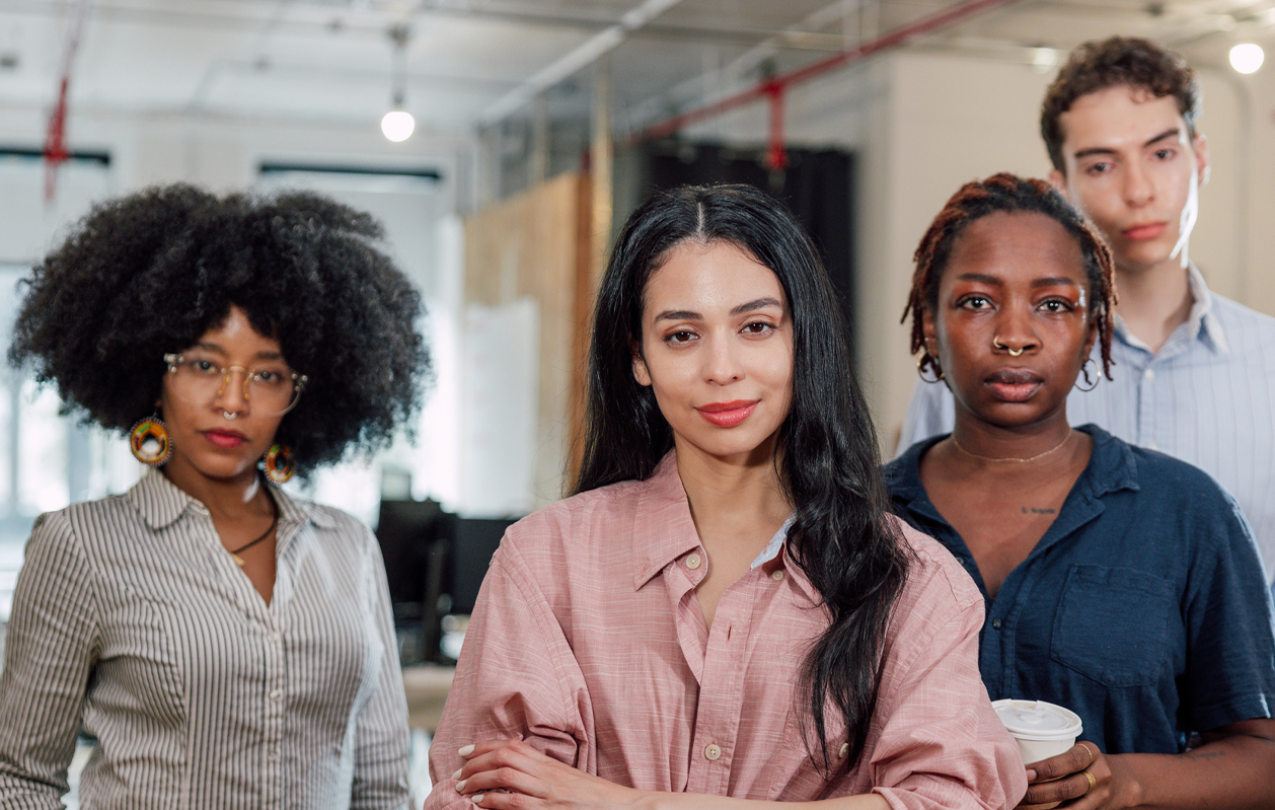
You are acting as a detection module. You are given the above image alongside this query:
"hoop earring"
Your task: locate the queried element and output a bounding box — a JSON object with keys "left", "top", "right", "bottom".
{"left": 263, "top": 444, "right": 295, "bottom": 484}
{"left": 1075, "top": 359, "right": 1099, "bottom": 392}
{"left": 917, "top": 354, "right": 944, "bottom": 383}
{"left": 130, "top": 416, "right": 172, "bottom": 466}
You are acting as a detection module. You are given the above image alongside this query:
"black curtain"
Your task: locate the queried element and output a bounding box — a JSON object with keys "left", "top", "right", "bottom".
{"left": 635, "top": 142, "right": 857, "bottom": 354}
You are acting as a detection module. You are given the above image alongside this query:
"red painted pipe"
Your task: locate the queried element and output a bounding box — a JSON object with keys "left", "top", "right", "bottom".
{"left": 632, "top": 0, "right": 1022, "bottom": 146}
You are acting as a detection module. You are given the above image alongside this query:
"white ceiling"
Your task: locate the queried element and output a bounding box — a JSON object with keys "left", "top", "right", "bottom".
{"left": 1, "top": 0, "right": 1272, "bottom": 141}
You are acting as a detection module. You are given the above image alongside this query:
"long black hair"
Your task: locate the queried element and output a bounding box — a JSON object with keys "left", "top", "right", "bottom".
{"left": 576, "top": 184, "right": 910, "bottom": 771}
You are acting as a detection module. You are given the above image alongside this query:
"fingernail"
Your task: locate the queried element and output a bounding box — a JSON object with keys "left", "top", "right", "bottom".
{"left": 1026, "top": 769, "right": 1037, "bottom": 781}
{"left": 472, "top": 794, "right": 484, "bottom": 805}
{"left": 452, "top": 769, "right": 462, "bottom": 780}
{"left": 455, "top": 780, "right": 467, "bottom": 792}
{"left": 458, "top": 744, "right": 475, "bottom": 757}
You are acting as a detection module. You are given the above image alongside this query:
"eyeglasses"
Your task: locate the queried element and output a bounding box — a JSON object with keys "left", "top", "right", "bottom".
{"left": 164, "top": 352, "right": 308, "bottom": 415}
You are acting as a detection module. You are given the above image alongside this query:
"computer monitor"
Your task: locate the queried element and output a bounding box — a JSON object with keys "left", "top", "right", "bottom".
{"left": 448, "top": 517, "right": 516, "bottom": 615}
{"left": 373, "top": 498, "right": 444, "bottom": 608}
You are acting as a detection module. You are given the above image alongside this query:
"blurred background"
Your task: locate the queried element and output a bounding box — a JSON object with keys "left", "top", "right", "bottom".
{"left": 0, "top": 0, "right": 1273, "bottom": 799}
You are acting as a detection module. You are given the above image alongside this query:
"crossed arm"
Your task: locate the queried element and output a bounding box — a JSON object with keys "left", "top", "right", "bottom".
{"left": 450, "top": 740, "right": 891, "bottom": 810}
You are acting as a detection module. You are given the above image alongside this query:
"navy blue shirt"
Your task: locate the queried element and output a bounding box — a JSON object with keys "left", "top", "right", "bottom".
{"left": 884, "top": 425, "right": 1275, "bottom": 755}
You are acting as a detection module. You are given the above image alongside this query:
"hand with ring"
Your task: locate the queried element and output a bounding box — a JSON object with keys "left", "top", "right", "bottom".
{"left": 453, "top": 739, "right": 641, "bottom": 810}
{"left": 1018, "top": 742, "right": 1141, "bottom": 809}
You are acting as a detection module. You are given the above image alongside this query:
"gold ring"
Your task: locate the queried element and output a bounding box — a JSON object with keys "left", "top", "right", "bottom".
{"left": 1082, "top": 770, "right": 1097, "bottom": 794}
{"left": 1079, "top": 742, "right": 1095, "bottom": 769}
{"left": 992, "top": 336, "right": 1025, "bottom": 357}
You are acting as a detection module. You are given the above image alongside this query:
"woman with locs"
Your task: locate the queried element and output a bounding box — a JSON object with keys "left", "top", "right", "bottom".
{"left": 0, "top": 185, "right": 429, "bottom": 809}
{"left": 423, "top": 184, "right": 1026, "bottom": 810}
{"left": 885, "top": 173, "right": 1275, "bottom": 810}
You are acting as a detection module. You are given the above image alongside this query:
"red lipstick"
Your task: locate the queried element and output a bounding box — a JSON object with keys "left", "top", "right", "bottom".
{"left": 1122, "top": 222, "right": 1166, "bottom": 241}
{"left": 202, "top": 429, "right": 248, "bottom": 448}
{"left": 697, "top": 400, "right": 758, "bottom": 428}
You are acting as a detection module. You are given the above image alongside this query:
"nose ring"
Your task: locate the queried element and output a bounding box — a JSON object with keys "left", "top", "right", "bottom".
{"left": 993, "top": 337, "right": 1024, "bottom": 357}
{"left": 223, "top": 411, "right": 238, "bottom": 420}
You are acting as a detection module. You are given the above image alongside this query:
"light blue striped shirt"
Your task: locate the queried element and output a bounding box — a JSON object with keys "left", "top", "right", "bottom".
{"left": 898, "top": 265, "right": 1275, "bottom": 589}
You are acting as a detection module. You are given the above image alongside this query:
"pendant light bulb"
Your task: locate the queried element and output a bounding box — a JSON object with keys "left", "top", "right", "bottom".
{"left": 1229, "top": 43, "right": 1264, "bottom": 74}
{"left": 382, "top": 24, "right": 414, "bottom": 142}
{"left": 382, "top": 109, "right": 415, "bottom": 142}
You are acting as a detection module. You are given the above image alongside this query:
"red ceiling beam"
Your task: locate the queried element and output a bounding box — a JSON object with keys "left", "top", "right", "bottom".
{"left": 631, "top": 0, "right": 1023, "bottom": 155}
{"left": 45, "top": 0, "right": 92, "bottom": 203}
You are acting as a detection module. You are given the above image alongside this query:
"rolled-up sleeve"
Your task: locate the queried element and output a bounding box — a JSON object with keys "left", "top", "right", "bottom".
{"left": 870, "top": 537, "right": 1027, "bottom": 810}
{"left": 0, "top": 512, "right": 100, "bottom": 810}
{"left": 423, "top": 542, "right": 591, "bottom": 810}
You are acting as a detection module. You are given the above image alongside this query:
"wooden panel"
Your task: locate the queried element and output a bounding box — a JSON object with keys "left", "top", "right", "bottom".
{"left": 463, "top": 173, "right": 590, "bottom": 508}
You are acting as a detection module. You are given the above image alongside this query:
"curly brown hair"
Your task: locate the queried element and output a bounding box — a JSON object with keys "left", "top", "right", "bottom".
{"left": 8, "top": 184, "right": 431, "bottom": 475}
{"left": 902, "top": 173, "right": 1116, "bottom": 380}
{"left": 1041, "top": 36, "right": 1200, "bottom": 172}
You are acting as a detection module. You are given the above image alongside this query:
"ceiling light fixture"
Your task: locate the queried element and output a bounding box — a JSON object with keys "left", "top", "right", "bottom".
{"left": 381, "top": 24, "right": 414, "bottom": 142}
{"left": 1229, "top": 43, "right": 1264, "bottom": 74}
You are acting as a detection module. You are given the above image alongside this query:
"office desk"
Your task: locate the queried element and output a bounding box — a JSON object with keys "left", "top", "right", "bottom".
{"left": 402, "top": 664, "right": 456, "bottom": 732}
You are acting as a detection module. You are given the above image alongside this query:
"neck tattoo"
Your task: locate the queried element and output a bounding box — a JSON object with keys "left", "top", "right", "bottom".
{"left": 951, "top": 430, "right": 1075, "bottom": 464}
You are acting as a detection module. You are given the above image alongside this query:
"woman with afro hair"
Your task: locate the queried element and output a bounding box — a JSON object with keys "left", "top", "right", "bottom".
{"left": 0, "top": 184, "right": 430, "bottom": 809}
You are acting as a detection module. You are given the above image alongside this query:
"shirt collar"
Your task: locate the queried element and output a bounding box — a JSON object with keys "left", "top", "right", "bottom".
{"left": 885, "top": 424, "right": 1140, "bottom": 514}
{"left": 127, "top": 469, "right": 334, "bottom": 531}
{"left": 629, "top": 451, "right": 821, "bottom": 604}
{"left": 631, "top": 452, "right": 703, "bottom": 590}
{"left": 1113, "top": 263, "right": 1229, "bottom": 356}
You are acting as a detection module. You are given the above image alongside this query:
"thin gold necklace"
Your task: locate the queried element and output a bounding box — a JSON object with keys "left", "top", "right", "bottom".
{"left": 951, "top": 430, "right": 1074, "bottom": 464}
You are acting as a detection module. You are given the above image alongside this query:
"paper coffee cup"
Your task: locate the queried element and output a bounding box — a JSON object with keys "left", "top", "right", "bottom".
{"left": 992, "top": 698, "right": 1083, "bottom": 765}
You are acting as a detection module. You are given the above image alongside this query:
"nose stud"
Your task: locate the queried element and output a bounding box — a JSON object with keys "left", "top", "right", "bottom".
{"left": 993, "top": 337, "right": 1024, "bottom": 357}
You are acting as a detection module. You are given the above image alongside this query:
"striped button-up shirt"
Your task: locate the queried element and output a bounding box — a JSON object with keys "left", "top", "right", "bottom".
{"left": 898, "top": 265, "right": 1275, "bottom": 589}
{"left": 0, "top": 471, "right": 410, "bottom": 810}
{"left": 424, "top": 452, "right": 1026, "bottom": 810}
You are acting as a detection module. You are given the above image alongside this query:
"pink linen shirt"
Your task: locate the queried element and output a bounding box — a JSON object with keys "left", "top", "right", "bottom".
{"left": 425, "top": 454, "right": 1026, "bottom": 810}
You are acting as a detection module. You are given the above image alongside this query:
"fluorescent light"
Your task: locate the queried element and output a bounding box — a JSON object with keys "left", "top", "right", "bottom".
{"left": 381, "top": 110, "right": 415, "bottom": 142}
{"left": 1229, "top": 43, "right": 1264, "bottom": 74}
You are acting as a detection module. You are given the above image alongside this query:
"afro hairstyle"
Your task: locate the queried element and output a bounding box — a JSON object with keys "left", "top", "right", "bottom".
{"left": 7, "top": 183, "right": 431, "bottom": 474}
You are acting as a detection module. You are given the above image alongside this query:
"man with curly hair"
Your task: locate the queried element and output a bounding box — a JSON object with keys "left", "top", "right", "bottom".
{"left": 898, "top": 36, "right": 1275, "bottom": 596}
{"left": 1, "top": 185, "right": 429, "bottom": 809}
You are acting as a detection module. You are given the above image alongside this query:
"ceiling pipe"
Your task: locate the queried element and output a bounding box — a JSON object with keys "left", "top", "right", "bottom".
{"left": 44, "top": 0, "right": 92, "bottom": 203}
{"left": 631, "top": 0, "right": 1023, "bottom": 148}
{"left": 479, "top": 0, "right": 686, "bottom": 126}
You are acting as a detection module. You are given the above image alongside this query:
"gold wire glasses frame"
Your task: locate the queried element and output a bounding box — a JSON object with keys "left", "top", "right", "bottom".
{"left": 163, "top": 352, "right": 309, "bottom": 415}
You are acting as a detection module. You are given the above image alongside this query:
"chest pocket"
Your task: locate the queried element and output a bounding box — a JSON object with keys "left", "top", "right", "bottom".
{"left": 1050, "top": 565, "right": 1175, "bottom": 688}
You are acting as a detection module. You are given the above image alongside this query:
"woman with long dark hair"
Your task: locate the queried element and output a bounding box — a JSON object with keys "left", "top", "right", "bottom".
{"left": 886, "top": 173, "right": 1275, "bottom": 809}
{"left": 424, "top": 184, "right": 1024, "bottom": 810}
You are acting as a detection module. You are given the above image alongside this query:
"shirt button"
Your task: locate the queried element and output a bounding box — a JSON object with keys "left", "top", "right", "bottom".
{"left": 1144, "top": 368, "right": 1156, "bottom": 382}
{"left": 686, "top": 554, "right": 702, "bottom": 570}
{"left": 991, "top": 618, "right": 1003, "bottom": 630}
{"left": 267, "top": 749, "right": 280, "bottom": 761}
{"left": 704, "top": 743, "right": 722, "bottom": 761}
{"left": 771, "top": 570, "right": 784, "bottom": 581}
{"left": 269, "top": 689, "right": 283, "bottom": 702}
{"left": 838, "top": 742, "right": 850, "bottom": 759}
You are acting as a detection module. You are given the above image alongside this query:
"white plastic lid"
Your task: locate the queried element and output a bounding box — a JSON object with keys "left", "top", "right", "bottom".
{"left": 991, "top": 699, "right": 1083, "bottom": 741}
